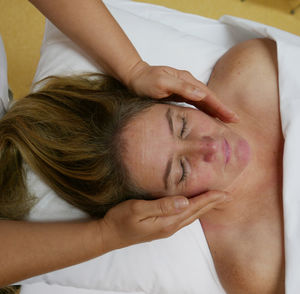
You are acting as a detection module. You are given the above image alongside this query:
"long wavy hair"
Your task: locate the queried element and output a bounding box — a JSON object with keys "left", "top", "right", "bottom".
{"left": 0, "top": 74, "right": 159, "bottom": 220}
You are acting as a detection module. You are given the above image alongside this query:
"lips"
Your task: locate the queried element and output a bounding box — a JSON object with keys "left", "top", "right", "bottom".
{"left": 224, "top": 138, "right": 231, "bottom": 165}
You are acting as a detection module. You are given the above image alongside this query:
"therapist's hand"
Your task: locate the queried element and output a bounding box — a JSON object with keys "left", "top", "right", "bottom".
{"left": 126, "top": 61, "right": 239, "bottom": 123}
{"left": 98, "top": 191, "right": 230, "bottom": 252}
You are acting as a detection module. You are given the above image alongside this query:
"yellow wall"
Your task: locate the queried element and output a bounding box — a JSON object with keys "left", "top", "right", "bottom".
{"left": 134, "top": 0, "right": 300, "bottom": 36}
{"left": 0, "top": 0, "right": 300, "bottom": 98}
{"left": 0, "top": 0, "right": 44, "bottom": 98}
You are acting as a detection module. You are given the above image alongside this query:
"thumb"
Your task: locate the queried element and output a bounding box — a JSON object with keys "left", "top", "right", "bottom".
{"left": 141, "top": 196, "right": 190, "bottom": 218}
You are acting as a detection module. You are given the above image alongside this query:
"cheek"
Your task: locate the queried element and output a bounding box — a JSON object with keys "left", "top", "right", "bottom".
{"left": 185, "top": 169, "right": 214, "bottom": 196}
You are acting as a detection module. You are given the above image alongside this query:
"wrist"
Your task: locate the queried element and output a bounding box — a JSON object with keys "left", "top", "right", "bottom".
{"left": 90, "top": 219, "right": 121, "bottom": 256}
{"left": 83, "top": 220, "right": 112, "bottom": 257}
{"left": 123, "top": 59, "right": 149, "bottom": 90}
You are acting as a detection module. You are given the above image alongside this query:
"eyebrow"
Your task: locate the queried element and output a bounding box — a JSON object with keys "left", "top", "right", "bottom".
{"left": 163, "top": 108, "right": 174, "bottom": 190}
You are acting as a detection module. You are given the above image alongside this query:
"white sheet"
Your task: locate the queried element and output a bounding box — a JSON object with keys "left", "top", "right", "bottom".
{"left": 16, "top": 0, "right": 300, "bottom": 293}
{"left": 20, "top": 283, "right": 140, "bottom": 294}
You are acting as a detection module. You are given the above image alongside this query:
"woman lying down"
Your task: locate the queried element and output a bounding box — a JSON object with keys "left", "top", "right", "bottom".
{"left": 0, "top": 38, "right": 284, "bottom": 294}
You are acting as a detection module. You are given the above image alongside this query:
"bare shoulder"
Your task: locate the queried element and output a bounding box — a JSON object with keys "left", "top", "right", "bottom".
{"left": 207, "top": 38, "right": 279, "bottom": 120}
{"left": 208, "top": 38, "right": 277, "bottom": 89}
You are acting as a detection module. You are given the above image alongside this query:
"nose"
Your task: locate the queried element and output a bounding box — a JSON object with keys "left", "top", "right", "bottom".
{"left": 185, "top": 136, "right": 218, "bottom": 162}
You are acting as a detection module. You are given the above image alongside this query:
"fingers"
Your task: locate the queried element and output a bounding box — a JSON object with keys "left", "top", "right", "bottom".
{"left": 129, "top": 64, "right": 238, "bottom": 123}
{"left": 158, "top": 73, "right": 207, "bottom": 100}
{"left": 168, "top": 70, "right": 239, "bottom": 123}
{"left": 176, "top": 191, "right": 228, "bottom": 224}
{"left": 104, "top": 192, "right": 230, "bottom": 246}
{"left": 175, "top": 70, "right": 209, "bottom": 100}
{"left": 152, "top": 191, "right": 230, "bottom": 235}
{"left": 190, "top": 93, "right": 239, "bottom": 123}
{"left": 131, "top": 196, "right": 190, "bottom": 219}
{"left": 177, "top": 194, "right": 228, "bottom": 229}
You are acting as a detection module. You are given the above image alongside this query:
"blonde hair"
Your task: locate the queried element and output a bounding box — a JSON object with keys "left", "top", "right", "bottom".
{"left": 0, "top": 74, "right": 157, "bottom": 220}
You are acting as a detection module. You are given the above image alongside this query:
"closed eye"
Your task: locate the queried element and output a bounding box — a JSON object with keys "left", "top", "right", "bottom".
{"left": 179, "top": 159, "right": 187, "bottom": 183}
{"left": 180, "top": 117, "right": 187, "bottom": 138}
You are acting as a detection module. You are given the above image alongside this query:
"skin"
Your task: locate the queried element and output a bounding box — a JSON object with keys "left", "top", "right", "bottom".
{"left": 122, "top": 104, "right": 250, "bottom": 198}
{"left": 122, "top": 38, "right": 285, "bottom": 294}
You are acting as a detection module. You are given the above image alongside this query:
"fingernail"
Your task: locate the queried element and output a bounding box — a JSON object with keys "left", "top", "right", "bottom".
{"left": 231, "top": 112, "right": 240, "bottom": 122}
{"left": 192, "top": 89, "right": 206, "bottom": 99}
{"left": 175, "top": 199, "right": 189, "bottom": 209}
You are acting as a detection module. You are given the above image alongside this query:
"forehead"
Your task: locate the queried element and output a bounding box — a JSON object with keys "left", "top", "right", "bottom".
{"left": 121, "top": 103, "right": 175, "bottom": 194}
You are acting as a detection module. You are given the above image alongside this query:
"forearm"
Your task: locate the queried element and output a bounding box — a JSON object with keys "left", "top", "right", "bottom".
{"left": 0, "top": 219, "right": 107, "bottom": 287}
{"left": 29, "top": 0, "right": 142, "bottom": 85}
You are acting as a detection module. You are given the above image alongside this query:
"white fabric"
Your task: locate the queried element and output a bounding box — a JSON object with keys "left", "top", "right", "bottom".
{"left": 20, "top": 283, "right": 143, "bottom": 294}
{"left": 17, "top": 0, "right": 300, "bottom": 293}
{"left": 0, "top": 35, "right": 9, "bottom": 118}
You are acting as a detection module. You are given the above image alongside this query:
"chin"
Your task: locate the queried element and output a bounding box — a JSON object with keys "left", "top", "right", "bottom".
{"left": 219, "top": 139, "right": 252, "bottom": 192}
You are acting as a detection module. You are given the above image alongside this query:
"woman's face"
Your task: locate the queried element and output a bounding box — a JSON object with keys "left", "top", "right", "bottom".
{"left": 121, "top": 104, "right": 251, "bottom": 197}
